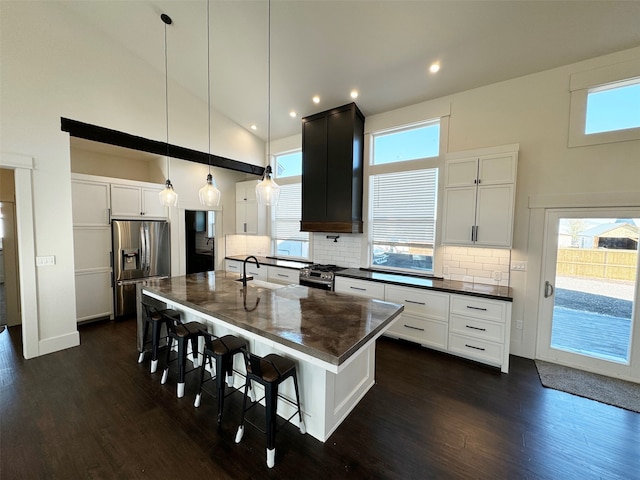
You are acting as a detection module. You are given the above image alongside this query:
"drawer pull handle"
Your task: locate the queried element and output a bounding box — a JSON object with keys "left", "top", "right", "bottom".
{"left": 465, "top": 325, "right": 486, "bottom": 332}
{"left": 465, "top": 344, "right": 486, "bottom": 351}
{"left": 277, "top": 274, "right": 288, "bottom": 277}
{"left": 405, "top": 299, "right": 426, "bottom": 305}
{"left": 466, "top": 305, "right": 488, "bottom": 311}
{"left": 404, "top": 324, "right": 425, "bottom": 332}
{"left": 350, "top": 286, "right": 366, "bottom": 291}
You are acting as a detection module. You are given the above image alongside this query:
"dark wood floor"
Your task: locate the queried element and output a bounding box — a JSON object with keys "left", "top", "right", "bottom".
{"left": 1, "top": 318, "right": 639, "bottom": 479}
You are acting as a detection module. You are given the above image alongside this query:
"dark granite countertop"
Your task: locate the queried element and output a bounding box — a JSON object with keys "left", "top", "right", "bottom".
{"left": 225, "top": 255, "right": 311, "bottom": 270}
{"left": 336, "top": 268, "right": 513, "bottom": 301}
{"left": 142, "top": 271, "right": 403, "bottom": 366}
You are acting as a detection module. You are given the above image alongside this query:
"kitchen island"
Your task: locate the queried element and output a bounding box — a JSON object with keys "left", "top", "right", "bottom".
{"left": 138, "top": 271, "right": 403, "bottom": 442}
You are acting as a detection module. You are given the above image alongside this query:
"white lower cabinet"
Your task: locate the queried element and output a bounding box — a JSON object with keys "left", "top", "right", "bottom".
{"left": 448, "top": 294, "right": 511, "bottom": 373}
{"left": 335, "top": 276, "right": 513, "bottom": 373}
{"left": 225, "top": 259, "right": 242, "bottom": 274}
{"left": 334, "top": 277, "right": 385, "bottom": 299}
{"left": 224, "top": 259, "right": 267, "bottom": 281}
{"left": 75, "top": 270, "right": 113, "bottom": 323}
{"left": 384, "top": 285, "right": 449, "bottom": 350}
{"left": 267, "top": 266, "right": 299, "bottom": 285}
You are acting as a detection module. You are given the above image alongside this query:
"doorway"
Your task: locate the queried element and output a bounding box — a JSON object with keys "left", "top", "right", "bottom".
{"left": 0, "top": 168, "right": 21, "bottom": 329}
{"left": 537, "top": 208, "right": 640, "bottom": 381}
{"left": 185, "top": 210, "right": 215, "bottom": 274}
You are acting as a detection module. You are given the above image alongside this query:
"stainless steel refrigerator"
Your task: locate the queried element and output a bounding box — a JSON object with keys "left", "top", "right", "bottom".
{"left": 112, "top": 219, "right": 170, "bottom": 317}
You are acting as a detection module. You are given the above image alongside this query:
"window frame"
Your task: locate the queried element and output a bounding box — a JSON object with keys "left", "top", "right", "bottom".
{"left": 269, "top": 149, "right": 311, "bottom": 261}
{"left": 363, "top": 118, "right": 447, "bottom": 276}
{"left": 568, "top": 58, "right": 640, "bottom": 147}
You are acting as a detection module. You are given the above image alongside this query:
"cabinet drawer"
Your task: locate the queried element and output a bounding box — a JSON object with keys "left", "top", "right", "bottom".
{"left": 448, "top": 333, "right": 503, "bottom": 364}
{"left": 385, "top": 285, "right": 449, "bottom": 321}
{"left": 225, "top": 260, "right": 242, "bottom": 273}
{"left": 335, "top": 277, "right": 385, "bottom": 299}
{"left": 386, "top": 314, "right": 448, "bottom": 350}
{"left": 244, "top": 266, "right": 267, "bottom": 281}
{"left": 450, "top": 295, "right": 506, "bottom": 323}
{"left": 449, "top": 314, "right": 504, "bottom": 343}
{"left": 268, "top": 267, "right": 299, "bottom": 285}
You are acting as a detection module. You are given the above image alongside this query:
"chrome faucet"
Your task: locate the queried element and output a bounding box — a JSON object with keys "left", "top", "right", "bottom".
{"left": 238, "top": 255, "right": 260, "bottom": 287}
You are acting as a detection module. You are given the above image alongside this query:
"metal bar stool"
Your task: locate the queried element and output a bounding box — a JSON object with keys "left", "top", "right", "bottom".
{"left": 194, "top": 331, "right": 251, "bottom": 425}
{"left": 235, "top": 350, "right": 306, "bottom": 468}
{"left": 139, "top": 303, "right": 180, "bottom": 374}
{"left": 159, "top": 311, "right": 206, "bottom": 398}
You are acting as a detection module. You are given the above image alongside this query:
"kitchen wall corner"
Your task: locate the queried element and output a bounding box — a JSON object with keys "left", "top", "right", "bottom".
{"left": 225, "top": 234, "right": 270, "bottom": 258}
{"left": 442, "top": 246, "right": 511, "bottom": 286}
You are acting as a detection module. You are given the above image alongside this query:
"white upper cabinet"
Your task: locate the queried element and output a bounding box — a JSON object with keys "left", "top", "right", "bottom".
{"left": 110, "top": 184, "right": 166, "bottom": 218}
{"left": 442, "top": 145, "right": 518, "bottom": 248}
{"left": 235, "top": 180, "right": 266, "bottom": 235}
{"left": 72, "top": 179, "right": 110, "bottom": 226}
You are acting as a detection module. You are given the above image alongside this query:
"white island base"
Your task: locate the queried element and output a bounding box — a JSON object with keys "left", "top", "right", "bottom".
{"left": 144, "top": 289, "right": 378, "bottom": 443}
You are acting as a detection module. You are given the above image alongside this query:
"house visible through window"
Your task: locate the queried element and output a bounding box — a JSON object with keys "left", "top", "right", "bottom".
{"left": 369, "top": 121, "right": 440, "bottom": 274}
{"left": 272, "top": 150, "right": 309, "bottom": 259}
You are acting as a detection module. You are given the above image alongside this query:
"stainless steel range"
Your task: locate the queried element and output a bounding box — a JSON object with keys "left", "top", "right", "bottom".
{"left": 299, "top": 264, "right": 347, "bottom": 291}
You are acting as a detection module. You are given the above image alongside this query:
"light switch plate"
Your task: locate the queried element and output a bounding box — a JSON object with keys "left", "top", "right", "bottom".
{"left": 511, "top": 261, "right": 527, "bottom": 271}
{"left": 36, "top": 255, "right": 56, "bottom": 266}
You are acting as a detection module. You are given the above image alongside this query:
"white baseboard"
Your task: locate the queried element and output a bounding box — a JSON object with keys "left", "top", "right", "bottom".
{"left": 38, "top": 330, "right": 80, "bottom": 356}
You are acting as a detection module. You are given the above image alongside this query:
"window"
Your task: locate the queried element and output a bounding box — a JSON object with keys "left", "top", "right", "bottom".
{"left": 568, "top": 58, "right": 640, "bottom": 147}
{"left": 368, "top": 121, "right": 440, "bottom": 274}
{"left": 271, "top": 150, "right": 310, "bottom": 259}
{"left": 585, "top": 79, "right": 640, "bottom": 134}
{"left": 372, "top": 122, "right": 439, "bottom": 164}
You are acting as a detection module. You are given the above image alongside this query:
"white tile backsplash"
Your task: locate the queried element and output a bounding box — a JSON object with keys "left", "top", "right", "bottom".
{"left": 442, "top": 246, "right": 511, "bottom": 286}
{"left": 225, "top": 234, "right": 270, "bottom": 257}
{"left": 312, "top": 233, "right": 362, "bottom": 268}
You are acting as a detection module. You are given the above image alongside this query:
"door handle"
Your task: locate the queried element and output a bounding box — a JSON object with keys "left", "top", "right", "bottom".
{"left": 544, "top": 281, "right": 555, "bottom": 298}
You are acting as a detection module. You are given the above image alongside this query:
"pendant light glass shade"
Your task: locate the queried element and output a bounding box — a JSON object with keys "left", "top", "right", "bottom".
{"left": 255, "top": 165, "right": 280, "bottom": 206}
{"left": 199, "top": 173, "right": 221, "bottom": 207}
{"left": 159, "top": 178, "right": 178, "bottom": 207}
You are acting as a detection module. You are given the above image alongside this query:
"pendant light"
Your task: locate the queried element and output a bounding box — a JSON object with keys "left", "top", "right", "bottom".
{"left": 255, "top": 0, "right": 280, "bottom": 207}
{"left": 198, "top": 0, "right": 221, "bottom": 207}
{"left": 159, "top": 13, "right": 178, "bottom": 207}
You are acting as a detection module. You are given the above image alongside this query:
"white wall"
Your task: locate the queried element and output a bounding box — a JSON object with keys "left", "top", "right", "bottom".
{"left": 0, "top": 2, "right": 263, "bottom": 357}
{"left": 365, "top": 46, "right": 640, "bottom": 358}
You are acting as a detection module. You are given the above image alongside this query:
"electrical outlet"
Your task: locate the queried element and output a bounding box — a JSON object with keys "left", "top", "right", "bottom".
{"left": 493, "top": 271, "right": 502, "bottom": 281}
{"left": 515, "top": 319, "right": 524, "bottom": 329}
{"left": 36, "top": 255, "right": 56, "bottom": 266}
{"left": 511, "top": 261, "right": 527, "bottom": 272}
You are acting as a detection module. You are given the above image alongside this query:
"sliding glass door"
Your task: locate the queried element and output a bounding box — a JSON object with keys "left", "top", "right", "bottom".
{"left": 537, "top": 209, "right": 640, "bottom": 380}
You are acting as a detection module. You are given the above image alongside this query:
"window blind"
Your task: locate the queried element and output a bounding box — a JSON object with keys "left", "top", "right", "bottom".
{"left": 273, "top": 183, "right": 308, "bottom": 241}
{"left": 371, "top": 168, "right": 437, "bottom": 246}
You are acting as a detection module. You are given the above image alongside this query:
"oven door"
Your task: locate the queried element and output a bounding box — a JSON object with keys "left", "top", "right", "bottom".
{"left": 299, "top": 278, "right": 334, "bottom": 291}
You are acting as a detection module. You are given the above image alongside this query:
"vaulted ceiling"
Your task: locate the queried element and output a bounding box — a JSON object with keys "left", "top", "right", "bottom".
{"left": 63, "top": 0, "right": 640, "bottom": 142}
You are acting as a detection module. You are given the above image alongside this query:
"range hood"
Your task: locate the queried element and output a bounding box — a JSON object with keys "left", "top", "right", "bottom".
{"left": 300, "top": 103, "right": 364, "bottom": 234}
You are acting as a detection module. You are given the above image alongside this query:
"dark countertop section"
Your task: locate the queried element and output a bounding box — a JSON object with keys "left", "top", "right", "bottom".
{"left": 142, "top": 271, "right": 403, "bottom": 366}
{"left": 336, "top": 268, "right": 513, "bottom": 302}
{"left": 225, "top": 255, "right": 311, "bottom": 270}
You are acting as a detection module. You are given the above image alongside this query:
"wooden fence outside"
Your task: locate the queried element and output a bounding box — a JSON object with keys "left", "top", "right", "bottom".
{"left": 557, "top": 248, "right": 638, "bottom": 281}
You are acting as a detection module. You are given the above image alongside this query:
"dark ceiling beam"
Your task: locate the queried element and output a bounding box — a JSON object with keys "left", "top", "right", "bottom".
{"left": 61, "top": 117, "right": 264, "bottom": 176}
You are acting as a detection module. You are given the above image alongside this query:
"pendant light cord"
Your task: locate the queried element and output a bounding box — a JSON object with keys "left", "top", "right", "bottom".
{"left": 267, "top": 0, "right": 271, "bottom": 178}
{"left": 163, "top": 15, "right": 171, "bottom": 181}
{"left": 207, "top": 0, "right": 212, "bottom": 176}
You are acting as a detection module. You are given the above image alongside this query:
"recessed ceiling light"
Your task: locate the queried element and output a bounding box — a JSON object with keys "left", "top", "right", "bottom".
{"left": 290, "top": 111, "right": 297, "bottom": 118}
{"left": 429, "top": 62, "right": 440, "bottom": 73}
{"left": 250, "top": 124, "right": 257, "bottom": 131}
{"left": 350, "top": 90, "right": 359, "bottom": 99}
{"left": 312, "top": 95, "right": 320, "bottom": 104}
